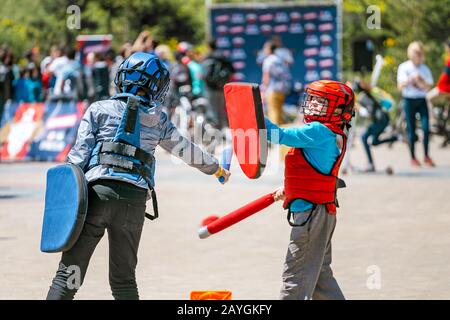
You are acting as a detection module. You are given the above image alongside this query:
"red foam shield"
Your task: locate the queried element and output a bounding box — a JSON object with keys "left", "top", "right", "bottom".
{"left": 224, "top": 83, "right": 267, "bottom": 179}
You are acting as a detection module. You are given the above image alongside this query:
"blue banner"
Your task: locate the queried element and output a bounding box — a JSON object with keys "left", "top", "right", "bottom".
{"left": 209, "top": 3, "right": 340, "bottom": 90}
{"left": 0, "top": 100, "right": 20, "bottom": 128}
{"left": 27, "top": 100, "right": 86, "bottom": 162}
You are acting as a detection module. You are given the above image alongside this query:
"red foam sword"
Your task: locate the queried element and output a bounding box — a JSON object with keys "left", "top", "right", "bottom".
{"left": 198, "top": 191, "right": 277, "bottom": 239}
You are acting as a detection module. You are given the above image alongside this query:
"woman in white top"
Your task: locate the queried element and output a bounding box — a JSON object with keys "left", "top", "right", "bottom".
{"left": 397, "top": 41, "right": 435, "bottom": 167}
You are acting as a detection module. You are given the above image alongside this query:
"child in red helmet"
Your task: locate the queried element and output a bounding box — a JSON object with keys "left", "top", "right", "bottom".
{"left": 265, "top": 80, "right": 355, "bottom": 300}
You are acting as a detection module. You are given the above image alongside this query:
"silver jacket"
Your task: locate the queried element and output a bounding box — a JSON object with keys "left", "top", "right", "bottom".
{"left": 67, "top": 99, "right": 219, "bottom": 190}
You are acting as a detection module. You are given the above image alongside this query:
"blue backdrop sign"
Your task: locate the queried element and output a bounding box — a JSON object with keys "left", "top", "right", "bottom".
{"left": 28, "top": 100, "right": 86, "bottom": 162}
{"left": 208, "top": 1, "right": 341, "bottom": 89}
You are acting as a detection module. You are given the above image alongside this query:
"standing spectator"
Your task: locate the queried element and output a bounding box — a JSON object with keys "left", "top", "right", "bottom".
{"left": 104, "top": 49, "right": 116, "bottom": 98}
{"left": 257, "top": 35, "right": 294, "bottom": 66}
{"left": 83, "top": 52, "right": 97, "bottom": 102}
{"left": 261, "top": 41, "right": 292, "bottom": 125}
{"left": 51, "top": 47, "right": 82, "bottom": 100}
{"left": 171, "top": 51, "right": 192, "bottom": 90}
{"left": 47, "top": 46, "right": 69, "bottom": 96}
{"left": 91, "top": 53, "right": 111, "bottom": 101}
{"left": 13, "top": 69, "right": 29, "bottom": 102}
{"left": 164, "top": 51, "right": 193, "bottom": 114}
{"left": 40, "top": 45, "right": 60, "bottom": 75}
{"left": 202, "top": 38, "right": 235, "bottom": 129}
{"left": 13, "top": 64, "right": 42, "bottom": 102}
{"left": 188, "top": 53, "right": 206, "bottom": 98}
{"left": 397, "top": 41, "right": 435, "bottom": 167}
{"left": 26, "top": 63, "right": 43, "bottom": 102}
{"left": 182, "top": 43, "right": 205, "bottom": 98}
{"left": 155, "top": 44, "right": 173, "bottom": 69}
{"left": 25, "top": 47, "right": 41, "bottom": 69}
{"left": 0, "top": 46, "right": 15, "bottom": 119}
{"left": 356, "top": 80, "right": 397, "bottom": 172}
{"left": 41, "top": 45, "right": 61, "bottom": 98}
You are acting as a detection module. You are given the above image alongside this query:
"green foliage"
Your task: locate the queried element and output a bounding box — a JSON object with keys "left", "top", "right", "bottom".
{"left": 343, "top": 0, "right": 450, "bottom": 101}
{"left": 0, "top": 0, "right": 207, "bottom": 54}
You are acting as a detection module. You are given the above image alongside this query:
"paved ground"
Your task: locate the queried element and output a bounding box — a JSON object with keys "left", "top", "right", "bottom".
{"left": 0, "top": 133, "right": 449, "bottom": 300}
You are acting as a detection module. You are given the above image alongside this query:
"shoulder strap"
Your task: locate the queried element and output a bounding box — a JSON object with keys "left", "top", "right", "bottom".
{"left": 124, "top": 96, "right": 139, "bottom": 133}
{"left": 330, "top": 135, "right": 347, "bottom": 177}
{"left": 113, "top": 96, "right": 141, "bottom": 147}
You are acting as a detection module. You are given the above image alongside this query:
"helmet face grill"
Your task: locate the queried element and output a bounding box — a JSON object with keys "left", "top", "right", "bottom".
{"left": 301, "top": 80, "right": 354, "bottom": 124}
{"left": 303, "top": 94, "right": 329, "bottom": 117}
{"left": 114, "top": 52, "right": 170, "bottom": 105}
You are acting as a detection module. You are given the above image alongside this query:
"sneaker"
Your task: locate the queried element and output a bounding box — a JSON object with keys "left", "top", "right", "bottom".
{"left": 411, "top": 158, "right": 421, "bottom": 167}
{"left": 424, "top": 156, "right": 436, "bottom": 167}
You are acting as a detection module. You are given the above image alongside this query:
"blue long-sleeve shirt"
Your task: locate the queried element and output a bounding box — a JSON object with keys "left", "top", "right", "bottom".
{"left": 265, "top": 118, "right": 341, "bottom": 212}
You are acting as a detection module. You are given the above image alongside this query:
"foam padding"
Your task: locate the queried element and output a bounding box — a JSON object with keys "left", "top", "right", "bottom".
{"left": 40, "top": 164, "right": 88, "bottom": 253}
{"left": 224, "top": 82, "right": 267, "bottom": 179}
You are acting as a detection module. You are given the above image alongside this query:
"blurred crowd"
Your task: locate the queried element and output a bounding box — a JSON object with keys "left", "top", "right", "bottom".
{"left": 0, "top": 30, "right": 241, "bottom": 131}
{"left": 0, "top": 32, "right": 449, "bottom": 170}
{"left": 0, "top": 31, "right": 310, "bottom": 131}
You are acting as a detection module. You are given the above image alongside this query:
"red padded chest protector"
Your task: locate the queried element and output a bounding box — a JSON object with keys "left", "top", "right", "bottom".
{"left": 282, "top": 123, "right": 347, "bottom": 215}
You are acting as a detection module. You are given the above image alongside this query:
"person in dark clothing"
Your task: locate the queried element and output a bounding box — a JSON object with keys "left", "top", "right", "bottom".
{"left": 202, "top": 39, "right": 235, "bottom": 129}
{"left": 356, "top": 80, "right": 398, "bottom": 172}
{"left": 91, "top": 53, "right": 111, "bottom": 101}
{"left": 164, "top": 51, "right": 193, "bottom": 115}
{"left": 0, "top": 47, "right": 15, "bottom": 120}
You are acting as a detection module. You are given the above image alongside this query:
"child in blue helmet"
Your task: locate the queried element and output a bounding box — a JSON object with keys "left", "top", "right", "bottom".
{"left": 45, "top": 52, "right": 230, "bottom": 300}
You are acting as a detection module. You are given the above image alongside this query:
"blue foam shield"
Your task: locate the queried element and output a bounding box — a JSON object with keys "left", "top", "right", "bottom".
{"left": 40, "top": 164, "right": 88, "bottom": 253}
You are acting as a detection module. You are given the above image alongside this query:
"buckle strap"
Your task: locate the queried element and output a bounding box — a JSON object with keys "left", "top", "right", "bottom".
{"left": 100, "top": 141, "right": 153, "bottom": 164}
{"left": 145, "top": 188, "right": 159, "bottom": 220}
{"left": 124, "top": 97, "right": 139, "bottom": 133}
{"left": 98, "top": 154, "right": 152, "bottom": 179}
{"left": 97, "top": 153, "right": 158, "bottom": 222}
{"left": 287, "top": 205, "right": 316, "bottom": 227}
{"left": 336, "top": 178, "right": 346, "bottom": 189}
{"left": 99, "top": 154, "right": 134, "bottom": 170}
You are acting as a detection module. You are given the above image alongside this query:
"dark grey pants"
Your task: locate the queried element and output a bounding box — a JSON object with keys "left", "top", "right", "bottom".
{"left": 280, "top": 205, "right": 345, "bottom": 300}
{"left": 46, "top": 180, "right": 147, "bottom": 300}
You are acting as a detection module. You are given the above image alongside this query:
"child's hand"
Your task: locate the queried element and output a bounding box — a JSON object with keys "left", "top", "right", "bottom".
{"left": 214, "top": 166, "right": 231, "bottom": 184}
{"left": 273, "top": 186, "right": 285, "bottom": 201}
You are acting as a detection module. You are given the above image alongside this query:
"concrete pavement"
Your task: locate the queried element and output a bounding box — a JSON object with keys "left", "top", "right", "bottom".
{"left": 0, "top": 134, "right": 449, "bottom": 299}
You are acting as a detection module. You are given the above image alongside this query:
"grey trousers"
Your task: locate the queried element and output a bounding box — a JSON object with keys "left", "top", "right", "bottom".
{"left": 280, "top": 205, "right": 345, "bottom": 300}
{"left": 46, "top": 181, "right": 147, "bottom": 300}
